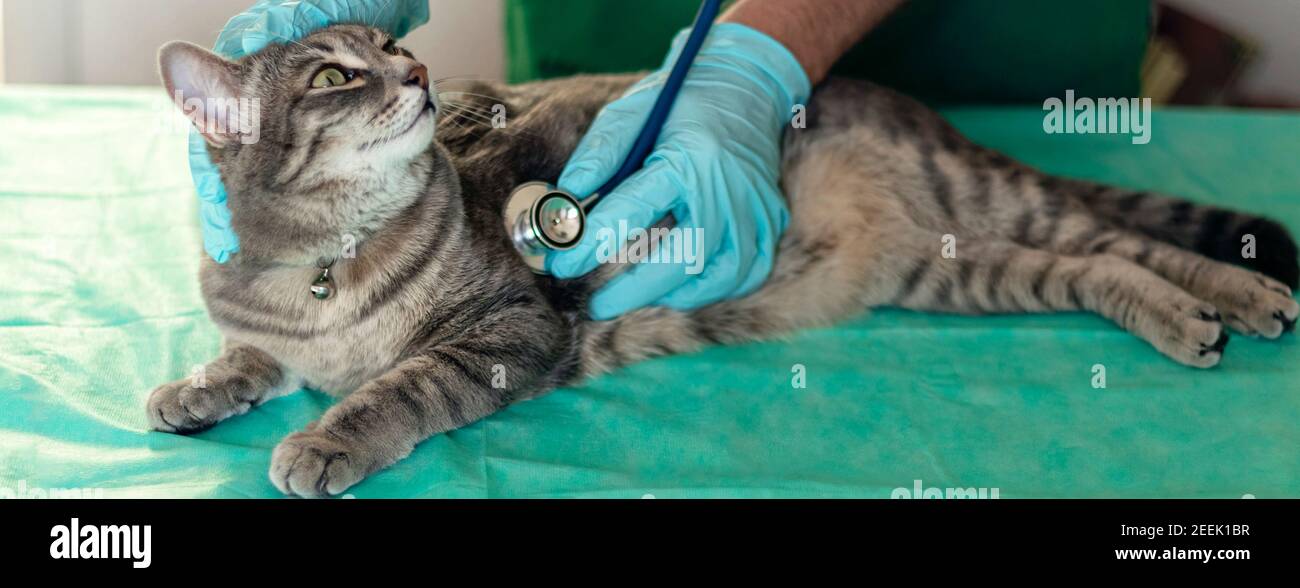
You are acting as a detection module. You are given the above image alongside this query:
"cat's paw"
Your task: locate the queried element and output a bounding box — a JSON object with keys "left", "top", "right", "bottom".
{"left": 147, "top": 378, "right": 244, "bottom": 434}
{"left": 1148, "top": 298, "right": 1228, "bottom": 369}
{"left": 1211, "top": 273, "right": 1298, "bottom": 339}
{"left": 270, "top": 431, "right": 367, "bottom": 498}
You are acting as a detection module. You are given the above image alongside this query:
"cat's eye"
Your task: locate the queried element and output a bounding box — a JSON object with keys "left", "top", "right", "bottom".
{"left": 310, "top": 67, "right": 356, "bottom": 89}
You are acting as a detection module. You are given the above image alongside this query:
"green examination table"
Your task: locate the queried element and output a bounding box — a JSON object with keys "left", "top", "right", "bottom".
{"left": 1, "top": 84, "right": 1298, "bottom": 498}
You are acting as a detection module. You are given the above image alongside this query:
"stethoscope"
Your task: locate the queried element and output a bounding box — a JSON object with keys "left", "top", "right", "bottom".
{"left": 503, "top": 0, "right": 723, "bottom": 274}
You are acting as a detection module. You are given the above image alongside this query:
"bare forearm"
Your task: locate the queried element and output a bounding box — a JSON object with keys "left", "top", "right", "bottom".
{"left": 720, "top": 0, "right": 905, "bottom": 84}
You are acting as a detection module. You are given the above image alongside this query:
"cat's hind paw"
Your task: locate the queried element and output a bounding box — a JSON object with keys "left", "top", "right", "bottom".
{"left": 1144, "top": 298, "right": 1228, "bottom": 369}
{"left": 1214, "top": 274, "right": 1299, "bottom": 339}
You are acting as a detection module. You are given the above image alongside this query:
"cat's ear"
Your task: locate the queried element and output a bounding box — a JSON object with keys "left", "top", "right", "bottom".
{"left": 159, "top": 41, "right": 246, "bottom": 147}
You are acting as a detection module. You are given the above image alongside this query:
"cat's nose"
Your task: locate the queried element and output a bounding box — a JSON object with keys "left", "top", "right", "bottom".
{"left": 406, "top": 64, "right": 429, "bottom": 91}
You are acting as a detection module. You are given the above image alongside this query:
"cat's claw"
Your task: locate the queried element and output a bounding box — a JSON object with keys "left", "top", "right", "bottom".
{"left": 1199, "top": 331, "right": 1230, "bottom": 356}
{"left": 1208, "top": 271, "right": 1299, "bottom": 339}
{"left": 1276, "top": 310, "right": 1297, "bottom": 334}
{"left": 147, "top": 379, "right": 245, "bottom": 434}
{"left": 270, "top": 431, "right": 366, "bottom": 498}
{"left": 1146, "top": 299, "right": 1227, "bottom": 369}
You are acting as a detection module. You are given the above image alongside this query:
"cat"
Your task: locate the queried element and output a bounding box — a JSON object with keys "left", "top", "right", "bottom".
{"left": 151, "top": 25, "right": 1299, "bottom": 497}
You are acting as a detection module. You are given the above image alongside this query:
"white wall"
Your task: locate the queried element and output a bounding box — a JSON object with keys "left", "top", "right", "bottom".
{"left": 1, "top": 0, "right": 505, "bottom": 86}
{"left": 2, "top": 0, "right": 74, "bottom": 84}
{"left": 0, "top": 0, "right": 7, "bottom": 82}
{"left": 3, "top": 0, "right": 1296, "bottom": 102}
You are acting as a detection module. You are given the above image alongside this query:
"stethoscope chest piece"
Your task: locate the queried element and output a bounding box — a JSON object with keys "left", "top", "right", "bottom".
{"left": 503, "top": 0, "right": 720, "bottom": 275}
{"left": 504, "top": 181, "right": 586, "bottom": 274}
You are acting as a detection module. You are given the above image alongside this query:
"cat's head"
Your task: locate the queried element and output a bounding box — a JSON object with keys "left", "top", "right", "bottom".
{"left": 159, "top": 25, "right": 442, "bottom": 264}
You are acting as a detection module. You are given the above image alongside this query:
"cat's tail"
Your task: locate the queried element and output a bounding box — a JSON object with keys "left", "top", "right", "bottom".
{"left": 1072, "top": 183, "right": 1299, "bottom": 289}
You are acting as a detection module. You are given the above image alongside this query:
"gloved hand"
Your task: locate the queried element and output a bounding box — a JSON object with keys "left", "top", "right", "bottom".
{"left": 191, "top": 0, "right": 430, "bottom": 263}
{"left": 546, "top": 24, "right": 810, "bottom": 320}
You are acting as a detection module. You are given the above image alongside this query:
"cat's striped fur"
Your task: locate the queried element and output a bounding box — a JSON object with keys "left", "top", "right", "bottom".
{"left": 151, "top": 26, "right": 1298, "bottom": 497}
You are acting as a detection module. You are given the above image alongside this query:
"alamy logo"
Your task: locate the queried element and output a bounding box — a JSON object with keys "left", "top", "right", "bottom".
{"left": 159, "top": 90, "right": 261, "bottom": 145}
{"left": 1043, "top": 89, "right": 1152, "bottom": 145}
{"left": 595, "top": 220, "right": 706, "bottom": 275}
{"left": 891, "top": 479, "right": 1000, "bottom": 499}
{"left": 49, "top": 518, "right": 151, "bottom": 569}
{"left": 0, "top": 480, "right": 104, "bottom": 499}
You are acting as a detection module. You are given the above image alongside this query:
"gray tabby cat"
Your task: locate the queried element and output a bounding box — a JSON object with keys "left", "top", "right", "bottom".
{"left": 152, "top": 25, "right": 1299, "bottom": 497}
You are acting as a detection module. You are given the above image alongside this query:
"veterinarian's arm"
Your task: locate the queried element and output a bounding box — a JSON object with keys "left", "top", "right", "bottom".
{"left": 548, "top": 0, "right": 904, "bottom": 319}
{"left": 722, "top": 0, "right": 904, "bottom": 84}
{"left": 189, "top": 0, "right": 431, "bottom": 263}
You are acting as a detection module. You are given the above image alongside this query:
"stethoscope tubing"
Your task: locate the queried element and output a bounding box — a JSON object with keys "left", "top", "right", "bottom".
{"left": 585, "top": 0, "right": 724, "bottom": 210}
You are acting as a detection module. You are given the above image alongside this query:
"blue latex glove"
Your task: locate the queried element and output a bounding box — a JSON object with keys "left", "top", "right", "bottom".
{"left": 546, "top": 24, "right": 810, "bottom": 320}
{"left": 191, "top": 0, "right": 430, "bottom": 263}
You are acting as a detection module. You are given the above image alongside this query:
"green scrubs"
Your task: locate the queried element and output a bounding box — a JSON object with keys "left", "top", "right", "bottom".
{"left": 505, "top": 0, "right": 1151, "bottom": 105}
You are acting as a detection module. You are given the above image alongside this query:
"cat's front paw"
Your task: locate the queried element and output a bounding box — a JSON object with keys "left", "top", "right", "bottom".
{"left": 270, "top": 431, "right": 368, "bottom": 498}
{"left": 147, "top": 378, "right": 246, "bottom": 434}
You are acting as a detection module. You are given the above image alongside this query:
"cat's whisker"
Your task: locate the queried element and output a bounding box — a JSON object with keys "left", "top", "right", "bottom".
{"left": 432, "top": 75, "right": 497, "bottom": 85}
{"left": 439, "top": 100, "right": 500, "bottom": 119}
{"left": 448, "top": 108, "right": 542, "bottom": 139}
{"left": 439, "top": 103, "right": 504, "bottom": 129}
{"left": 438, "top": 107, "right": 504, "bottom": 136}
{"left": 438, "top": 99, "right": 513, "bottom": 121}
{"left": 439, "top": 100, "right": 490, "bottom": 117}
{"left": 438, "top": 112, "right": 474, "bottom": 136}
{"left": 437, "top": 91, "right": 512, "bottom": 104}
{"left": 439, "top": 102, "right": 544, "bottom": 139}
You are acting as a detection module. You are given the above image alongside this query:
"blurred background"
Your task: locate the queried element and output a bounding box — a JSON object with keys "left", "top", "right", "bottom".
{"left": 0, "top": 0, "right": 1297, "bottom": 107}
{"left": 0, "top": 0, "right": 507, "bottom": 84}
